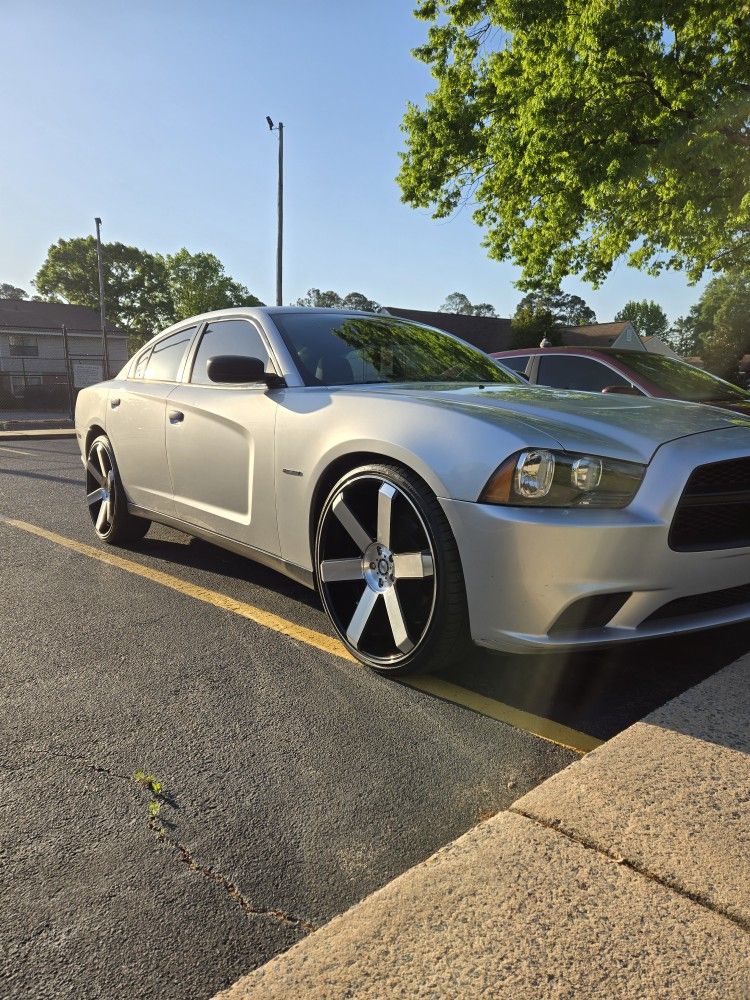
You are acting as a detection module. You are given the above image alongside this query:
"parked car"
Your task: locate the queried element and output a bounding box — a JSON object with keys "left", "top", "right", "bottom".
{"left": 76, "top": 308, "right": 750, "bottom": 675}
{"left": 492, "top": 346, "right": 750, "bottom": 414}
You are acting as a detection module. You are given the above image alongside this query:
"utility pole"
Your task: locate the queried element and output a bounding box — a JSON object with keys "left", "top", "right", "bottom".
{"left": 94, "top": 217, "right": 110, "bottom": 378}
{"left": 61, "top": 323, "right": 75, "bottom": 421}
{"left": 266, "top": 117, "right": 284, "bottom": 306}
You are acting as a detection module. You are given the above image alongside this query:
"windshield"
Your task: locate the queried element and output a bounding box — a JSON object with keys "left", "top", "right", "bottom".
{"left": 610, "top": 351, "right": 750, "bottom": 402}
{"left": 272, "top": 312, "right": 519, "bottom": 387}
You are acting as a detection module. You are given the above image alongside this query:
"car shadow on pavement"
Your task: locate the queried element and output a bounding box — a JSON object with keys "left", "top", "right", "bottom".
{"left": 441, "top": 621, "right": 750, "bottom": 741}
{"left": 0, "top": 466, "right": 83, "bottom": 488}
{"left": 133, "top": 533, "right": 324, "bottom": 613}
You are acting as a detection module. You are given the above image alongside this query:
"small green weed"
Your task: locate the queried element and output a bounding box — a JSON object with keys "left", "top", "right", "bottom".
{"left": 133, "top": 770, "right": 164, "bottom": 819}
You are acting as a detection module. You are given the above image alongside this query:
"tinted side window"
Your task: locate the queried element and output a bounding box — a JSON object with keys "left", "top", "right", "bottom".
{"left": 143, "top": 326, "right": 196, "bottom": 382}
{"left": 499, "top": 355, "right": 531, "bottom": 375}
{"left": 537, "top": 356, "right": 630, "bottom": 392}
{"left": 191, "top": 320, "right": 270, "bottom": 385}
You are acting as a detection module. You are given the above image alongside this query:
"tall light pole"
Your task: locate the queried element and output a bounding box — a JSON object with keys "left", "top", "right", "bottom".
{"left": 94, "top": 217, "right": 110, "bottom": 378}
{"left": 266, "top": 117, "right": 283, "bottom": 306}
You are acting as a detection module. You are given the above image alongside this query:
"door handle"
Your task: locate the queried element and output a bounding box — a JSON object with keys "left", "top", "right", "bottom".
{"left": 110, "top": 397, "right": 121, "bottom": 409}
{"left": 168, "top": 409, "right": 184, "bottom": 424}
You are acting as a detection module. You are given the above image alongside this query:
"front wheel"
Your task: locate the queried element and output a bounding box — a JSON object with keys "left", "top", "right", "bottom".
{"left": 314, "top": 463, "right": 469, "bottom": 675}
{"left": 86, "top": 435, "right": 150, "bottom": 545}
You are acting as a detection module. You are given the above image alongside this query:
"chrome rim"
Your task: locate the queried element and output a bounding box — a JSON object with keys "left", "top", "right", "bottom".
{"left": 86, "top": 440, "right": 115, "bottom": 536}
{"left": 317, "top": 475, "right": 437, "bottom": 665}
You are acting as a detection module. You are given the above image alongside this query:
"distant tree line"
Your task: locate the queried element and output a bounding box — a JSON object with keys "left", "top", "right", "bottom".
{"left": 5, "top": 253, "right": 748, "bottom": 377}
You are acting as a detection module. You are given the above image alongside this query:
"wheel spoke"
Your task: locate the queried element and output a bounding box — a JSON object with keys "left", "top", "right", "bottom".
{"left": 393, "top": 551, "right": 434, "bottom": 579}
{"left": 346, "top": 587, "right": 379, "bottom": 648}
{"left": 383, "top": 586, "right": 414, "bottom": 653}
{"left": 377, "top": 483, "right": 395, "bottom": 547}
{"left": 87, "top": 488, "right": 106, "bottom": 507}
{"left": 320, "top": 557, "right": 364, "bottom": 583}
{"left": 95, "top": 499, "right": 109, "bottom": 532}
{"left": 86, "top": 460, "right": 105, "bottom": 487}
{"left": 96, "top": 443, "right": 108, "bottom": 479}
{"left": 332, "top": 494, "right": 372, "bottom": 553}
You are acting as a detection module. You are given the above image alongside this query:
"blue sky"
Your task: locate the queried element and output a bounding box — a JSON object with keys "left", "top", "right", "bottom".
{"left": 0, "top": 0, "right": 706, "bottom": 323}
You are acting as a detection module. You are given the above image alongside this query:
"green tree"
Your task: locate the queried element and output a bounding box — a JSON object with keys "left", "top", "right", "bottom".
{"left": 35, "top": 237, "right": 174, "bottom": 338}
{"left": 34, "top": 238, "right": 262, "bottom": 348}
{"left": 439, "top": 291, "right": 497, "bottom": 316}
{"left": 690, "top": 271, "right": 750, "bottom": 378}
{"left": 515, "top": 287, "right": 596, "bottom": 326}
{"left": 510, "top": 305, "right": 558, "bottom": 347}
{"left": 162, "top": 249, "right": 262, "bottom": 322}
{"left": 294, "top": 289, "right": 379, "bottom": 311}
{"left": 295, "top": 288, "right": 344, "bottom": 308}
{"left": 0, "top": 283, "right": 28, "bottom": 299}
{"left": 614, "top": 300, "right": 669, "bottom": 339}
{"left": 666, "top": 312, "right": 701, "bottom": 357}
{"left": 341, "top": 291, "right": 379, "bottom": 312}
{"left": 399, "top": 2, "right": 750, "bottom": 289}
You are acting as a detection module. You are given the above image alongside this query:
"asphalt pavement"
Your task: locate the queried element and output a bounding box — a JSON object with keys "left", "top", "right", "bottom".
{"left": 1, "top": 439, "right": 749, "bottom": 999}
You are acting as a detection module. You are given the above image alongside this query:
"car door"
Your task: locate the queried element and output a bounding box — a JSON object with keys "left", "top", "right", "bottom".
{"left": 106, "top": 325, "right": 197, "bottom": 514}
{"left": 165, "top": 317, "right": 281, "bottom": 555}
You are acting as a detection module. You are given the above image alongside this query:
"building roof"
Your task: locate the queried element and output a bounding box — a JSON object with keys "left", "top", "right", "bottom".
{"left": 559, "top": 321, "right": 633, "bottom": 347}
{"left": 0, "top": 298, "right": 127, "bottom": 336}
{"left": 384, "top": 307, "right": 515, "bottom": 353}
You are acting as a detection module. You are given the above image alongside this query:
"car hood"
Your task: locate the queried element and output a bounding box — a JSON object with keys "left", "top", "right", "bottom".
{"left": 346, "top": 383, "right": 750, "bottom": 464}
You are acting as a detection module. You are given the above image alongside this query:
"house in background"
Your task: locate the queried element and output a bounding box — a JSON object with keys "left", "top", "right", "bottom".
{"left": 0, "top": 299, "right": 129, "bottom": 409}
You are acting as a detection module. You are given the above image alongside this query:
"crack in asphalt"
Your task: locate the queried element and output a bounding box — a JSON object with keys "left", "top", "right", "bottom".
{"left": 24, "top": 745, "right": 318, "bottom": 936}
{"left": 147, "top": 817, "right": 318, "bottom": 934}
{"left": 510, "top": 805, "right": 750, "bottom": 934}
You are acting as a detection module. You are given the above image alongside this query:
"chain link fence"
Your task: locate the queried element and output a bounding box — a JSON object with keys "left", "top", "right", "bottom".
{"left": 0, "top": 355, "right": 107, "bottom": 414}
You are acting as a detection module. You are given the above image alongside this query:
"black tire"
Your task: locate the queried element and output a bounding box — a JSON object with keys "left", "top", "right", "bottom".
{"left": 314, "top": 462, "right": 470, "bottom": 675}
{"left": 85, "top": 434, "right": 151, "bottom": 545}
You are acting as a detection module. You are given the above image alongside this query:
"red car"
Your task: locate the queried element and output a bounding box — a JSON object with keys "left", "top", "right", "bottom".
{"left": 492, "top": 347, "right": 750, "bottom": 414}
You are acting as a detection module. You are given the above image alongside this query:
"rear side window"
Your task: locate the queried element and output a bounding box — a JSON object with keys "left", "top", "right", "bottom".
{"left": 537, "top": 355, "right": 631, "bottom": 392}
{"left": 190, "top": 320, "right": 270, "bottom": 385}
{"left": 143, "top": 326, "right": 196, "bottom": 382}
{"left": 499, "top": 355, "right": 531, "bottom": 376}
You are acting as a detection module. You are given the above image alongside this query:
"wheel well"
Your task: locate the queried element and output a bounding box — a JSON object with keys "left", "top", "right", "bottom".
{"left": 85, "top": 424, "right": 106, "bottom": 454}
{"left": 308, "top": 451, "right": 434, "bottom": 562}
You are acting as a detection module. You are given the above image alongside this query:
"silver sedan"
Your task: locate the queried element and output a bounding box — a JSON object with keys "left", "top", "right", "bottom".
{"left": 75, "top": 307, "right": 750, "bottom": 674}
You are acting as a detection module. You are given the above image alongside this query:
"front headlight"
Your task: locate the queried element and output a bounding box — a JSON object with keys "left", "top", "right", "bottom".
{"left": 479, "top": 449, "right": 645, "bottom": 508}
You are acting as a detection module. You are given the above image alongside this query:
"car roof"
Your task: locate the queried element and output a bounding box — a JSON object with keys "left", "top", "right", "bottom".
{"left": 491, "top": 346, "right": 642, "bottom": 358}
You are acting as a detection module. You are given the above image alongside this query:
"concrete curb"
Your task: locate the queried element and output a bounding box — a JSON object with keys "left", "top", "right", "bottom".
{"left": 215, "top": 656, "right": 750, "bottom": 999}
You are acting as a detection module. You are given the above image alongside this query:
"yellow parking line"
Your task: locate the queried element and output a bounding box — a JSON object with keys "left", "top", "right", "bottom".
{"left": 0, "top": 445, "right": 35, "bottom": 457}
{"left": 2, "top": 516, "right": 601, "bottom": 754}
{"left": 403, "top": 676, "right": 602, "bottom": 755}
{"left": 1, "top": 517, "right": 355, "bottom": 662}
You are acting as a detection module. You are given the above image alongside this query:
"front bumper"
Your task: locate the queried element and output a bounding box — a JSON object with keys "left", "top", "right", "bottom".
{"left": 440, "top": 427, "right": 750, "bottom": 653}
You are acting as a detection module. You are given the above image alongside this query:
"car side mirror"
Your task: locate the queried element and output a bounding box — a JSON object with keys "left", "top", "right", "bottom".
{"left": 601, "top": 385, "right": 641, "bottom": 396}
{"left": 206, "top": 355, "right": 286, "bottom": 387}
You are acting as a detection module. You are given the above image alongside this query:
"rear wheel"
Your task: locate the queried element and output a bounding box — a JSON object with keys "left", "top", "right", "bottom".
{"left": 86, "top": 435, "right": 150, "bottom": 545}
{"left": 314, "top": 463, "right": 469, "bottom": 675}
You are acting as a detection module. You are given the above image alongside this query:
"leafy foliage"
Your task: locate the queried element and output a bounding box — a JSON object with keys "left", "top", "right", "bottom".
{"left": 687, "top": 271, "right": 750, "bottom": 377}
{"left": 34, "top": 238, "right": 263, "bottom": 347}
{"left": 163, "top": 248, "right": 262, "bottom": 321}
{"left": 666, "top": 312, "right": 701, "bottom": 357}
{"left": 399, "top": 2, "right": 750, "bottom": 288}
{"left": 614, "top": 300, "right": 669, "bottom": 339}
{"left": 294, "top": 288, "right": 380, "bottom": 311}
{"left": 439, "top": 291, "right": 497, "bottom": 316}
{"left": 0, "top": 283, "right": 28, "bottom": 299}
{"left": 515, "top": 288, "right": 596, "bottom": 326}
